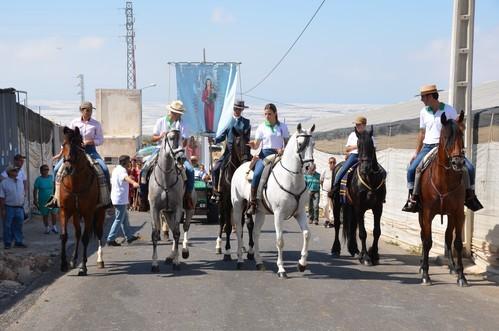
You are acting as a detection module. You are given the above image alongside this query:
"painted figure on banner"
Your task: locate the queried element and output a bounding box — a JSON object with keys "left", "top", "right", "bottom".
{"left": 202, "top": 78, "right": 217, "bottom": 133}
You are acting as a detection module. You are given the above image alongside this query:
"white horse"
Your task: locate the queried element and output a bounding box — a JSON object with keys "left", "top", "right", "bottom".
{"left": 149, "top": 129, "right": 194, "bottom": 272}
{"left": 231, "top": 123, "right": 315, "bottom": 278}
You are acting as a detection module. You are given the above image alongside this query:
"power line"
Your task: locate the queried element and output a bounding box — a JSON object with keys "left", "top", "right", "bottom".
{"left": 243, "top": 93, "right": 327, "bottom": 111}
{"left": 243, "top": 0, "right": 327, "bottom": 94}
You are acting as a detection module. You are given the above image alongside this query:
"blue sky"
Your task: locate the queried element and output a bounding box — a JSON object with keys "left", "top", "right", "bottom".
{"left": 1, "top": 0, "right": 498, "bottom": 105}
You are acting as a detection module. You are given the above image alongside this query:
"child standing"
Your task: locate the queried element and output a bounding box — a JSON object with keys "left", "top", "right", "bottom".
{"left": 33, "top": 164, "right": 58, "bottom": 234}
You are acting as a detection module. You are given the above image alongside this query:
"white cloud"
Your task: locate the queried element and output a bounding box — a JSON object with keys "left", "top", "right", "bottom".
{"left": 15, "top": 37, "right": 63, "bottom": 62}
{"left": 211, "top": 7, "right": 235, "bottom": 24}
{"left": 78, "top": 36, "right": 106, "bottom": 50}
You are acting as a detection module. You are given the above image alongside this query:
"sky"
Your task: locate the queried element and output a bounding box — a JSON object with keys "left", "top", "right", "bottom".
{"left": 1, "top": 0, "right": 498, "bottom": 107}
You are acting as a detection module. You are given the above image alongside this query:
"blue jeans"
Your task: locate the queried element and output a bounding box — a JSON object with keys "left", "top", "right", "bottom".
{"left": 333, "top": 153, "right": 359, "bottom": 187}
{"left": 184, "top": 160, "right": 194, "bottom": 193}
{"left": 107, "top": 204, "right": 133, "bottom": 241}
{"left": 407, "top": 144, "right": 437, "bottom": 189}
{"left": 251, "top": 148, "right": 277, "bottom": 189}
{"left": 54, "top": 145, "right": 110, "bottom": 183}
{"left": 464, "top": 158, "right": 475, "bottom": 188}
{"left": 3, "top": 206, "right": 24, "bottom": 246}
{"left": 308, "top": 191, "right": 320, "bottom": 221}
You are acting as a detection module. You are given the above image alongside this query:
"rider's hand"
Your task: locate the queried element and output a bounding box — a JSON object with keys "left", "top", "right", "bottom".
{"left": 247, "top": 140, "right": 257, "bottom": 149}
{"left": 277, "top": 148, "right": 284, "bottom": 156}
{"left": 84, "top": 139, "right": 94, "bottom": 146}
{"left": 133, "top": 182, "right": 139, "bottom": 188}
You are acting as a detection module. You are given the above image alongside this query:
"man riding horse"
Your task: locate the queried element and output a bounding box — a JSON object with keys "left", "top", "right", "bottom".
{"left": 210, "top": 100, "right": 252, "bottom": 201}
{"left": 140, "top": 100, "right": 195, "bottom": 210}
{"left": 402, "top": 84, "right": 483, "bottom": 212}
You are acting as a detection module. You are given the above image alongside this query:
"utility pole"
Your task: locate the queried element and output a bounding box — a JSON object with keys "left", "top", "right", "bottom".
{"left": 125, "top": 1, "right": 137, "bottom": 89}
{"left": 76, "top": 74, "right": 85, "bottom": 103}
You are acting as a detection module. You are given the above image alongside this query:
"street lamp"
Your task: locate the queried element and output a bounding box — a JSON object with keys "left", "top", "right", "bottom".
{"left": 140, "top": 83, "right": 157, "bottom": 90}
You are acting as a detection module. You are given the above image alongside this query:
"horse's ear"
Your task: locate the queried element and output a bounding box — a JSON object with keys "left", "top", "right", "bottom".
{"left": 63, "top": 126, "right": 71, "bottom": 135}
{"left": 310, "top": 124, "right": 315, "bottom": 133}
{"left": 458, "top": 110, "right": 464, "bottom": 123}
{"left": 370, "top": 125, "right": 374, "bottom": 137}
{"left": 74, "top": 126, "right": 80, "bottom": 137}
{"left": 296, "top": 123, "right": 302, "bottom": 132}
{"left": 441, "top": 112, "right": 448, "bottom": 125}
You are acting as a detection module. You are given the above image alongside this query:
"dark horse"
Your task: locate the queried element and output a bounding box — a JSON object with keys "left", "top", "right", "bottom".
{"left": 59, "top": 127, "right": 107, "bottom": 276}
{"left": 419, "top": 111, "right": 468, "bottom": 286}
{"left": 331, "top": 127, "right": 386, "bottom": 265}
{"left": 216, "top": 132, "right": 254, "bottom": 261}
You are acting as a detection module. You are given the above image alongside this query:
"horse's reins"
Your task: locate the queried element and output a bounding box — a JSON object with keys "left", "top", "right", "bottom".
{"left": 262, "top": 133, "right": 313, "bottom": 219}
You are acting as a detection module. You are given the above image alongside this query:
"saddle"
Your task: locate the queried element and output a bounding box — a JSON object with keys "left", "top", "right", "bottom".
{"left": 413, "top": 147, "right": 438, "bottom": 196}
{"left": 339, "top": 162, "right": 358, "bottom": 205}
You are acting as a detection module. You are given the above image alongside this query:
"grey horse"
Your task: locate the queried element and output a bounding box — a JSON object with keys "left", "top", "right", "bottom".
{"left": 149, "top": 129, "right": 196, "bottom": 272}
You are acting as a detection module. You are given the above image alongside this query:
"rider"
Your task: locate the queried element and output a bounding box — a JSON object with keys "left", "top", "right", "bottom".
{"left": 402, "top": 84, "right": 483, "bottom": 212}
{"left": 246, "top": 103, "right": 289, "bottom": 215}
{"left": 331, "top": 116, "right": 371, "bottom": 194}
{"left": 210, "top": 100, "right": 252, "bottom": 201}
{"left": 139, "top": 100, "right": 195, "bottom": 210}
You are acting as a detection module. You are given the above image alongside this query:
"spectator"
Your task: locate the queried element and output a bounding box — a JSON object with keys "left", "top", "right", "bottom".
{"left": 33, "top": 164, "right": 58, "bottom": 234}
{"left": 186, "top": 136, "right": 200, "bottom": 160}
{"left": 304, "top": 163, "right": 321, "bottom": 225}
{"left": 321, "top": 157, "right": 336, "bottom": 228}
{"left": 1, "top": 154, "right": 28, "bottom": 195}
{"left": 128, "top": 158, "right": 140, "bottom": 207}
{"left": 0, "top": 165, "right": 27, "bottom": 249}
{"left": 107, "top": 155, "right": 140, "bottom": 246}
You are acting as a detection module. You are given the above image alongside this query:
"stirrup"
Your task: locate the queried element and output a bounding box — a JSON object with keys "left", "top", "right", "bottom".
{"left": 402, "top": 196, "right": 419, "bottom": 213}
{"left": 465, "top": 197, "right": 483, "bottom": 212}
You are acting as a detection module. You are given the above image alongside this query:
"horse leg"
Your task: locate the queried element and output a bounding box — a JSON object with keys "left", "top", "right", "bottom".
{"left": 296, "top": 210, "right": 311, "bottom": 273}
{"left": 345, "top": 205, "right": 359, "bottom": 257}
{"left": 420, "top": 209, "right": 433, "bottom": 285}
{"left": 358, "top": 210, "right": 370, "bottom": 265}
{"left": 223, "top": 205, "right": 232, "bottom": 261}
{"left": 246, "top": 213, "right": 255, "bottom": 260}
{"left": 368, "top": 205, "right": 382, "bottom": 266}
{"left": 273, "top": 212, "right": 287, "bottom": 278}
{"left": 445, "top": 220, "right": 457, "bottom": 274}
{"left": 253, "top": 212, "right": 266, "bottom": 271}
{"left": 182, "top": 208, "right": 192, "bottom": 259}
{"left": 330, "top": 197, "right": 341, "bottom": 257}
{"left": 95, "top": 208, "right": 105, "bottom": 268}
{"left": 172, "top": 214, "right": 181, "bottom": 270}
{"left": 70, "top": 214, "right": 81, "bottom": 269}
{"left": 60, "top": 210, "right": 69, "bottom": 272}
{"left": 215, "top": 219, "right": 223, "bottom": 254}
{"left": 151, "top": 207, "right": 161, "bottom": 272}
{"left": 233, "top": 201, "right": 244, "bottom": 269}
{"left": 453, "top": 213, "right": 468, "bottom": 287}
{"left": 78, "top": 214, "right": 92, "bottom": 276}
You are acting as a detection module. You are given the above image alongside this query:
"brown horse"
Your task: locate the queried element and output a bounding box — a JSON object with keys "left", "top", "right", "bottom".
{"left": 419, "top": 111, "right": 468, "bottom": 286}
{"left": 59, "top": 126, "right": 106, "bottom": 276}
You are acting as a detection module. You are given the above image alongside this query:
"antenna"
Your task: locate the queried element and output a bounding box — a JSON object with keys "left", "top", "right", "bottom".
{"left": 125, "top": 1, "right": 137, "bottom": 89}
{"left": 76, "top": 74, "right": 85, "bottom": 103}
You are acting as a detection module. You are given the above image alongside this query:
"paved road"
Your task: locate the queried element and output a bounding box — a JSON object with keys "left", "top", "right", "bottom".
{"left": 6, "top": 211, "right": 499, "bottom": 331}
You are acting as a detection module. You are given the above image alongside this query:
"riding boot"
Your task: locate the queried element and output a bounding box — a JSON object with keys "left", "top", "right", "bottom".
{"left": 246, "top": 187, "right": 258, "bottom": 215}
{"left": 402, "top": 189, "right": 419, "bottom": 213}
{"left": 183, "top": 191, "right": 194, "bottom": 210}
{"left": 465, "top": 189, "right": 483, "bottom": 212}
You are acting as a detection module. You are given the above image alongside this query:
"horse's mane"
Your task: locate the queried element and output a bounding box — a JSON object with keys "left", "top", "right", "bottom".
{"left": 357, "top": 130, "right": 378, "bottom": 169}
{"left": 441, "top": 119, "right": 460, "bottom": 151}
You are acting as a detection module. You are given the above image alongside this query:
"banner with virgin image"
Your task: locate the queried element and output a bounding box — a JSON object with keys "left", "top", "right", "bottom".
{"left": 175, "top": 62, "right": 238, "bottom": 136}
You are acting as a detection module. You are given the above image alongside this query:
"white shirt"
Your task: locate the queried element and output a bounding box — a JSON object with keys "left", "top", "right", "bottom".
{"left": 70, "top": 117, "right": 104, "bottom": 146}
{"left": 345, "top": 131, "right": 376, "bottom": 155}
{"left": 255, "top": 122, "right": 289, "bottom": 149}
{"left": 153, "top": 117, "right": 187, "bottom": 145}
{"left": 0, "top": 177, "right": 25, "bottom": 206}
{"left": 420, "top": 103, "right": 458, "bottom": 145}
{"left": 1, "top": 168, "right": 26, "bottom": 182}
{"left": 321, "top": 168, "right": 334, "bottom": 192}
{"left": 110, "top": 165, "right": 129, "bottom": 205}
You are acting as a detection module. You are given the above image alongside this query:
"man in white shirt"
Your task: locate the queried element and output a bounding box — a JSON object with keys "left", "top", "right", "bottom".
{"left": 107, "top": 155, "right": 140, "bottom": 246}
{"left": 321, "top": 156, "right": 336, "bottom": 227}
{"left": 402, "top": 84, "right": 482, "bottom": 212}
{"left": 1, "top": 154, "right": 27, "bottom": 194}
{"left": 0, "top": 165, "right": 27, "bottom": 249}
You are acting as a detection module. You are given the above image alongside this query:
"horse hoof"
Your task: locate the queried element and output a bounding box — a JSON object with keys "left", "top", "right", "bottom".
{"left": 223, "top": 254, "right": 232, "bottom": 262}
{"left": 165, "top": 257, "right": 173, "bottom": 265}
{"left": 297, "top": 263, "right": 306, "bottom": 272}
{"left": 216, "top": 248, "right": 222, "bottom": 255}
{"left": 97, "top": 261, "right": 105, "bottom": 269}
{"left": 151, "top": 265, "right": 160, "bottom": 273}
{"left": 256, "top": 263, "right": 266, "bottom": 271}
{"left": 330, "top": 251, "right": 340, "bottom": 258}
{"left": 182, "top": 249, "right": 189, "bottom": 259}
{"left": 457, "top": 278, "right": 469, "bottom": 287}
{"left": 247, "top": 253, "right": 255, "bottom": 261}
{"left": 421, "top": 278, "right": 432, "bottom": 286}
{"left": 172, "top": 264, "right": 181, "bottom": 271}
{"left": 449, "top": 268, "right": 456, "bottom": 275}
{"left": 362, "top": 258, "right": 372, "bottom": 266}
{"left": 77, "top": 269, "right": 87, "bottom": 276}
{"left": 277, "top": 272, "right": 288, "bottom": 279}
{"left": 236, "top": 262, "right": 244, "bottom": 270}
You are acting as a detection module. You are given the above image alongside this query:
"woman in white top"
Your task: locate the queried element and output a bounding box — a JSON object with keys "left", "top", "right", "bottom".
{"left": 246, "top": 103, "right": 289, "bottom": 214}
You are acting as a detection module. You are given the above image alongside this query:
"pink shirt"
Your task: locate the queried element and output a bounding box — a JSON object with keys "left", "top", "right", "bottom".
{"left": 70, "top": 117, "right": 104, "bottom": 146}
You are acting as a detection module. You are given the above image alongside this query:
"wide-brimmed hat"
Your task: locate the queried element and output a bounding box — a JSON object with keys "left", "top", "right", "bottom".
{"left": 80, "top": 101, "right": 95, "bottom": 110}
{"left": 5, "top": 164, "right": 19, "bottom": 173}
{"left": 417, "top": 84, "right": 444, "bottom": 97}
{"left": 166, "top": 100, "right": 185, "bottom": 114}
{"left": 234, "top": 100, "right": 249, "bottom": 110}
{"left": 353, "top": 116, "right": 367, "bottom": 125}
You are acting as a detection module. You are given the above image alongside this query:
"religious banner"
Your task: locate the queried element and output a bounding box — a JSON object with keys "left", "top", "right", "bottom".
{"left": 175, "top": 62, "right": 238, "bottom": 136}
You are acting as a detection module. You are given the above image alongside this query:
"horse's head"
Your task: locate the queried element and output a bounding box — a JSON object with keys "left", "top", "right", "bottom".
{"left": 61, "top": 126, "right": 84, "bottom": 173}
{"left": 356, "top": 125, "right": 377, "bottom": 175}
{"left": 231, "top": 128, "right": 250, "bottom": 162}
{"left": 440, "top": 110, "right": 465, "bottom": 171}
{"left": 161, "top": 129, "right": 185, "bottom": 165}
{"left": 294, "top": 123, "right": 315, "bottom": 170}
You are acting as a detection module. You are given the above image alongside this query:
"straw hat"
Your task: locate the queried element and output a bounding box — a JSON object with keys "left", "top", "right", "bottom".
{"left": 5, "top": 164, "right": 19, "bottom": 173}
{"left": 417, "top": 84, "right": 443, "bottom": 97}
{"left": 166, "top": 100, "right": 185, "bottom": 114}
{"left": 353, "top": 116, "right": 367, "bottom": 125}
{"left": 80, "top": 101, "right": 95, "bottom": 110}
